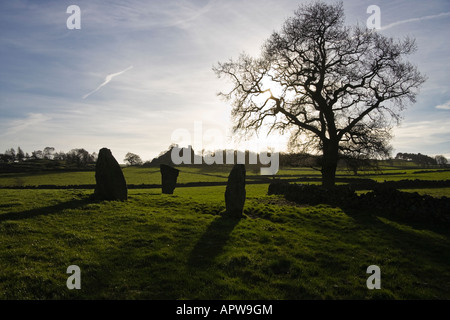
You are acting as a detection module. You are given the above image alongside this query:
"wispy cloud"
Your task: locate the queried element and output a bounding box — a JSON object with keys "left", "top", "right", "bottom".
{"left": 392, "top": 119, "right": 450, "bottom": 157}
{"left": 1, "top": 113, "right": 51, "bottom": 136}
{"left": 435, "top": 100, "right": 450, "bottom": 110}
{"left": 163, "top": 0, "right": 216, "bottom": 30}
{"left": 83, "top": 66, "right": 134, "bottom": 99}
{"left": 381, "top": 11, "right": 450, "bottom": 30}
{"left": 1, "top": 0, "right": 449, "bottom": 161}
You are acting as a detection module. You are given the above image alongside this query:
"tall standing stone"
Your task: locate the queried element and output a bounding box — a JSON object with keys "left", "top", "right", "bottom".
{"left": 93, "top": 148, "right": 127, "bottom": 201}
{"left": 225, "top": 164, "right": 246, "bottom": 218}
{"left": 160, "top": 164, "right": 179, "bottom": 194}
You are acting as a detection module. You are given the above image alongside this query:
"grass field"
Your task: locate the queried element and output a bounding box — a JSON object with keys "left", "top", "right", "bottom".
{"left": 0, "top": 165, "right": 449, "bottom": 300}
{"left": 1, "top": 165, "right": 449, "bottom": 187}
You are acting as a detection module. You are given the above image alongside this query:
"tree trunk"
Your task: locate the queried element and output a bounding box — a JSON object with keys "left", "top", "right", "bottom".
{"left": 321, "top": 140, "right": 339, "bottom": 189}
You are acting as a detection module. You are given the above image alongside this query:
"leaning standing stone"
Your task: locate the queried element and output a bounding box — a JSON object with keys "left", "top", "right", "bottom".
{"left": 160, "top": 164, "right": 179, "bottom": 194}
{"left": 225, "top": 164, "right": 246, "bottom": 218}
{"left": 93, "top": 148, "right": 127, "bottom": 201}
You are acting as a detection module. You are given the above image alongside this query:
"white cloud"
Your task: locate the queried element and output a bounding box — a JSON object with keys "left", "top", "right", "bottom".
{"left": 392, "top": 119, "right": 450, "bottom": 157}
{"left": 0, "top": 113, "right": 51, "bottom": 136}
{"left": 435, "top": 100, "right": 450, "bottom": 110}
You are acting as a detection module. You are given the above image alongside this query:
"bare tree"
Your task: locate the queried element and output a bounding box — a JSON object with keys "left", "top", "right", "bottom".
{"left": 43, "top": 147, "right": 55, "bottom": 160}
{"left": 53, "top": 151, "right": 67, "bottom": 161}
{"left": 435, "top": 155, "right": 448, "bottom": 167}
{"left": 214, "top": 1, "right": 425, "bottom": 187}
{"left": 2, "top": 148, "right": 16, "bottom": 162}
{"left": 17, "top": 147, "right": 25, "bottom": 161}
{"left": 67, "top": 148, "right": 93, "bottom": 168}
{"left": 124, "top": 152, "right": 143, "bottom": 166}
{"left": 31, "top": 150, "right": 43, "bottom": 160}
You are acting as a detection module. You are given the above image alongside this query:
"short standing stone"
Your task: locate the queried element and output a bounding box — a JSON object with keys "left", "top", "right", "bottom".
{"left": 225, "top": 164, "right": 246, "bottom": 218}
{"left": 93, "top": 148, "right": 127, "bottom": 201}
{"left": 160, "top": 164, "right": 179, "bottom": 194}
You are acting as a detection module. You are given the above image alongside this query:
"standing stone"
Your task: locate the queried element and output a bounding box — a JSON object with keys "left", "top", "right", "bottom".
{"left": 93, "top": 148, "right": 127, "bottom": 201}
{"left": 225, "top": 164, "right": 246, "bottom": 218}
{"left": 160, "top": 164, "right": 179, "bottom": 194}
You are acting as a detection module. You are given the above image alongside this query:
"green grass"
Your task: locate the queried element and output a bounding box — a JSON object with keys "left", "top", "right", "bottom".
{"left": 1, "top": 184, "right": 449, "bottom": 299}
{"left": 1, "top": 166, "right": 449, "bottom": 299}
{"left": 355, "top": 169, "right": 450, "bottom": 182}
{"left": 0, "top": 171, "right": 95, "bottom": 187}
{"left": 2, "top": 165, "right": 449, "bottom": 187}
{"left": 0, "top": 166, "right": 232, "bottom": 187}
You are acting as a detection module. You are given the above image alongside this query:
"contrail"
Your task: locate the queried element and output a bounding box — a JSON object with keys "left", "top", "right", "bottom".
{"left": 83, "top": 65, "right": 133, "bottom": 99}
{"left": 380, "top": 11, "right": 450, "bottom": 30}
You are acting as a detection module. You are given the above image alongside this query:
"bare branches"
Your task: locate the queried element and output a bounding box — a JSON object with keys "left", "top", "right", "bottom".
{"left": 213, "top": 1, "right": 425, "bottom": 186}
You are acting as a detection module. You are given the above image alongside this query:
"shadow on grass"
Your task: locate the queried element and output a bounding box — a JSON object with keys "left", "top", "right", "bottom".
{"left": 187, "top": 215, "right": 240, "bottom": 270}
{"left": 0, "top": 198, "right": 91, "bottom": 222}
{"left": 345, "top": 205, "right": 450, "bottom": 237}
{"left": 341, "top": 207, "right": 450, "bottom": 271}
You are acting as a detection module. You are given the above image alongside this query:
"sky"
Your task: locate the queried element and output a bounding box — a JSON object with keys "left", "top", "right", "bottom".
{"left": 0, "top": 0, "right": 449, "bottom": 163}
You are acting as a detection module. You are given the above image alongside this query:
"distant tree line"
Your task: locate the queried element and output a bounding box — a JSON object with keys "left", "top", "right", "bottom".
{"left": 0, "top": 146, "right": 97, "bottom": 168}
{"left": 142, "top": 144, "right": 376, "bottom": 175}
{"left": 140, "top": 145, "right": 448, "bottom": 172}
{"left": 395, "top": 152, "right": 448, "bottom": 167}
{"left": 2, "top": 146, "right": 447, "bottom": 171}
